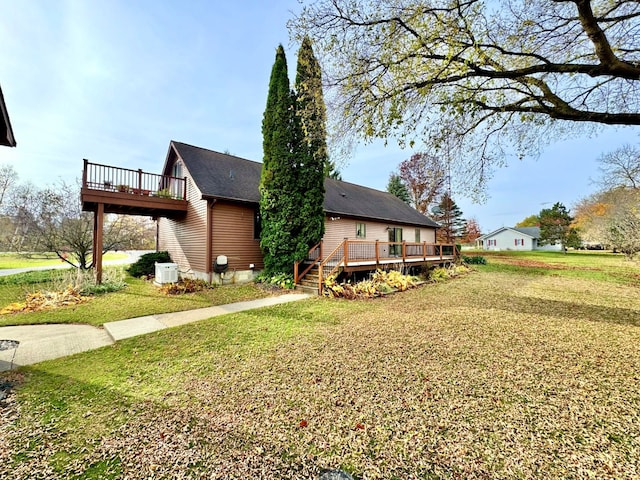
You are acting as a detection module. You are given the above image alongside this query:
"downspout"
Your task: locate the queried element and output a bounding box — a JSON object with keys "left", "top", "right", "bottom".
{"left": 206, "top": 199, "right": 216, "bottom": 283}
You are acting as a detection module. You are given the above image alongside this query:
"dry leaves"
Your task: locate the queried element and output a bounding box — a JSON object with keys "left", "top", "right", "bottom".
{"left": 2, "top": 271, "right": 640, "bottom": 478}
{"left": 0, "top": 286, "right": 88, "bottom": 315}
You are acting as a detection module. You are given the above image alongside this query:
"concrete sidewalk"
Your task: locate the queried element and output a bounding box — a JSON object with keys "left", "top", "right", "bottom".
{"left": 0, "top": 293, "right": 310, "bottom": 372}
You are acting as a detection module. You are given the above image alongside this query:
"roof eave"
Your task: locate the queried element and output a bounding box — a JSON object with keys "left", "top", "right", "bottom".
{"left": 0, "top": 85, "right": 16, "bottom": 147}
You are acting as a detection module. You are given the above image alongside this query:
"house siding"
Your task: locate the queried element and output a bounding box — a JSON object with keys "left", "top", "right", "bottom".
{"left": 478, "top": 228, "right": 562, "bottom": 251}
{"left": 323, "top": 216, "right": 437, "bottom": 254}
{"left": 479, "top": 229, "right": 534, "bottom": 251}
{"left": 158, "top": 166, "right": 208, "bottom": 275}
{"left": 211, "top": 202, "right": 264, "bottom": 271}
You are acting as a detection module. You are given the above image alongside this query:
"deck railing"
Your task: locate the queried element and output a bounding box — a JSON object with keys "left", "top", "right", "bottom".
{"left": 82, "top": 159, "right": 187, "bottom": 200}
{"left": 296, "top": 239, "right": 460, "bottom": 293}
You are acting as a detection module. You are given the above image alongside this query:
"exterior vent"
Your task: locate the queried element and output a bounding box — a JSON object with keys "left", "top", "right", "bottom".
{"left": 155, "top": 262, "right": 178, "bottom": 284}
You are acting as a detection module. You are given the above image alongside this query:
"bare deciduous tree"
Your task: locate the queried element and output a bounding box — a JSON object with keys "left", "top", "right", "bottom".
{"left": 397, "top": 152, "right": 446, "bottom": 214}
{"left": 6, "top": 181, "right": 152, "bottom": 268}
{"left": 594, "top": 144, "right": 640, "bottom": 190}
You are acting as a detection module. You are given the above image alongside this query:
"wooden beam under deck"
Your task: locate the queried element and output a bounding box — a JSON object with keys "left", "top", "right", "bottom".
{"left": 81, "top": 188, "right": 188, "bottom": 218}
{"left": 339, "top": 256, "right": 456, "bottom": 273}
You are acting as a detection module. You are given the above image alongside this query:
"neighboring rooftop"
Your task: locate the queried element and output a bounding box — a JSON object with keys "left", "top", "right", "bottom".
{"left": 0, "top": 84, "right": 16, "bottom": 147}
{"left": 477, "top": 226, "right": 541, "bottom": 239}
{"left": 166, "top": 141, "right": 439, "bottom": 229}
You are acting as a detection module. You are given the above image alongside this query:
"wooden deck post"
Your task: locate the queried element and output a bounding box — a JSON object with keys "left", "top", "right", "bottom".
{"left": 375, "top": 240, "right": 379, "bottom": 266}
{"left": 82, "top": 159, "right": 88, "bottom": 188}
{"left": 402, "top": 241, "right": 406, "bottom": 262}
{"left": 343, "top": 238, "right": 349, "bottom": 267}
{"left": 93, "top": 202, "right": 104, "bottom": 284}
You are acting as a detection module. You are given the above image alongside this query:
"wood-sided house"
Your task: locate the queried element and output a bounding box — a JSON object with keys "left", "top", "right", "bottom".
{"left": 157, "top": 141, "right": 453, "bottom": 287}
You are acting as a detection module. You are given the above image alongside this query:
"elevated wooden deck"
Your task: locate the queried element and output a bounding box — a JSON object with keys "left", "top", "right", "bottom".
{"left": 81, "top": 159, "right": 189, "bottom": 283}
{"left": 81, "top": 159, "right": 188, "bottom": 218}
{"left": 295, "top": 239, "right": 459, "bottom": 294}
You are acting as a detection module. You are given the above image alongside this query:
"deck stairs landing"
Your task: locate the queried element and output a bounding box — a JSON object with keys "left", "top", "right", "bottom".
{"left": 295, "top": 264, "right": 322, "bottom": 295}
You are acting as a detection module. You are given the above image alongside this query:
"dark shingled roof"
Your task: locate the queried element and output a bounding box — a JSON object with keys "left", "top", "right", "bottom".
{"left": 169, "top": 141, "right": 439, "bottom": 228}
{"left": 0, "top": 84, "right": 16, "bottom": 147}
{"left": 512, "top": 227, "right": 541, "bottom": 238}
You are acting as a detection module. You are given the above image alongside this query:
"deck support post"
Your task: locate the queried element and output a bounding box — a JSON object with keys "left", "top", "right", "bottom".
{"left": 93, "top": 202, "right": 104, "bottom": 284}
{"left": 343, "top": 238, "right": 349, "bottom": 267}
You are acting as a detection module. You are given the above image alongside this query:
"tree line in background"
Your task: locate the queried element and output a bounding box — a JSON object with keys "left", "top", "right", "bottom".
{"left": 386, "top": 152, "right": 481, "bottom": 245}
{"left": 514, "top": 144, "right": 640, "bottom": 258}
{"left": 574, "top": 144, "right": 640, "bottom": 258}
{"left": 0, "top": 164, "right": 156, "bottom": 268}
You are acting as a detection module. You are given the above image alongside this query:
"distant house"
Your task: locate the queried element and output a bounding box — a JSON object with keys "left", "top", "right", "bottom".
{"left": 475, "top": 226, "right": 562, "bottom": 252}
{"left": 0, "top": 84, "right": 16, "bottom": 147}
{"left": 157, "top": 141, "right": 445, "bottom": 283}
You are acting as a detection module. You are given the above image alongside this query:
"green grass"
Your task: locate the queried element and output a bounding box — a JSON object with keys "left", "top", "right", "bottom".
{"left": 2, "top": 251, "right": 640, "bottom": 478}
{"left": 474, "top": 249, "right": 640, "bottom": 285}
{"left": 0, "top": 270, "right": 273, "bottom": 327}
{"left": 0, "top": 252, "right": 128, "bottom": 269}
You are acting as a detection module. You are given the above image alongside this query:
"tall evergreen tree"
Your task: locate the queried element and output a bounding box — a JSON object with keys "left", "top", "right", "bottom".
{"left": 294, "top": 36, "right": 326, "bottom": 250}
{"left": 538, "top": 202, "right": 581, "bottom": 252}
{"left": 432, "top": 192, "right": 465, "bottom": 243}
{"left": 260, "top": 45, "right": 306, "bottom": 274}
{"left": 386, "top": 173, "right": 411, "bottom": 204}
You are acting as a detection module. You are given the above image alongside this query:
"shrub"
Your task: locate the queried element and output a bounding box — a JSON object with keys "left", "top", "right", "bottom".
{"left": 127, "top": 251, "right": 172, "bottom": 278}
{"left": 429, "top": 267, "right": 450, "bottom": 282}
{"left": 160, "top": 278, "right": 212, "bottom": 295}
{"left": 257, "top": 272, "right": 295, "bottom": 290}
{"left": 324, "top": 269, "right": 418, "bottom": 299}
{"left": 462, "top": 255, "right": 487, "bottom": 265}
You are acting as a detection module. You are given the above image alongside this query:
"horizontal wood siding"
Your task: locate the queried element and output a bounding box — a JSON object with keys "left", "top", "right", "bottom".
{"left": 323, "top": 216, "right": 437, "bottom": 254}
{"left": 211, "top": 202, "right": 264, "bottom": 270}
{"left": 158, "top": 172, "right": 208, "bottom": 274}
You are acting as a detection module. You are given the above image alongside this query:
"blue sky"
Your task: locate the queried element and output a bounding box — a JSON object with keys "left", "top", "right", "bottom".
{"left": 1, "top": 0, "right": 637, "bottom": 233}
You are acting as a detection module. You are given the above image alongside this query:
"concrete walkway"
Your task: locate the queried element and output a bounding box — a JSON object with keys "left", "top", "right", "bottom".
{"left": 0, "top": 293, "right": 310, "bottom": 372}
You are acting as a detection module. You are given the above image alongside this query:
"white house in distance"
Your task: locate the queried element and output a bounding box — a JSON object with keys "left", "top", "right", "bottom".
{"left": 475, "top": 227, "right": 562, "bottom": 252}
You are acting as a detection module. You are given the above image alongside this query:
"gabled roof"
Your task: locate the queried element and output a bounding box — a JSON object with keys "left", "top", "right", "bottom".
{"left": 477, "top": 226, "right": 541, "bottom": 241}
{"left": 0, "top": 84, "right": 16, "bottom": 147}
{"left": 165, "top": 141, "right": 439, "bottom": 229}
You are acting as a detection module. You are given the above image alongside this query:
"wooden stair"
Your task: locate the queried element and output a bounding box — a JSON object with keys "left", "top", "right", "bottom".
{"left": 295, "top": 266, "right": 321, "bottom": 295}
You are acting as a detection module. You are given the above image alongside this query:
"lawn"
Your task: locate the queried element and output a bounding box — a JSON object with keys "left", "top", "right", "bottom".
{"left": 1, "top": 252, "right": 639, "bottom": 478}
{"left": 0, "top": 269, "right": 274, "bottom": 327}
{"left": 0, "top": 252, "right": 128, "bottom": 270}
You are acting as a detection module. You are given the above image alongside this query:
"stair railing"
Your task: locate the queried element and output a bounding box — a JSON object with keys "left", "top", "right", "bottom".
{"left": 294, "top": 241, "right": 323, "bottom": 284}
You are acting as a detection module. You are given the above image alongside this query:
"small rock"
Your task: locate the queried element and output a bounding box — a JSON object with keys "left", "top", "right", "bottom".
{"left": 319, "top": 469, "right": 354, "bottom": 480}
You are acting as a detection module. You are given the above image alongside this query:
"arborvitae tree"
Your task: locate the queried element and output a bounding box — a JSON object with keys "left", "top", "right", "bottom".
{"left": 386, "top": 173, "right": 411, "bottom": 204}
{"left": 433, "top": 192, "right": 465, "bottom": 243}
{"left": 260, "top": 45, "right": 306, "bottom": 274}
{"left": 295, "top": 36, "right": 326, "bottom": 251}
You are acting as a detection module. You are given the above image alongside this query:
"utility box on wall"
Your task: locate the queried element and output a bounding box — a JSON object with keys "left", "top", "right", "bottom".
{"left": 155, "top": 262, "right": 178, "bottom": 284}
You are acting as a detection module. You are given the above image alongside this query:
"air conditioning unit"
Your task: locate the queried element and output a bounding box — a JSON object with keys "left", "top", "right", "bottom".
{"left": 155, "top": 262, "right": 178, "bottom": 284}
